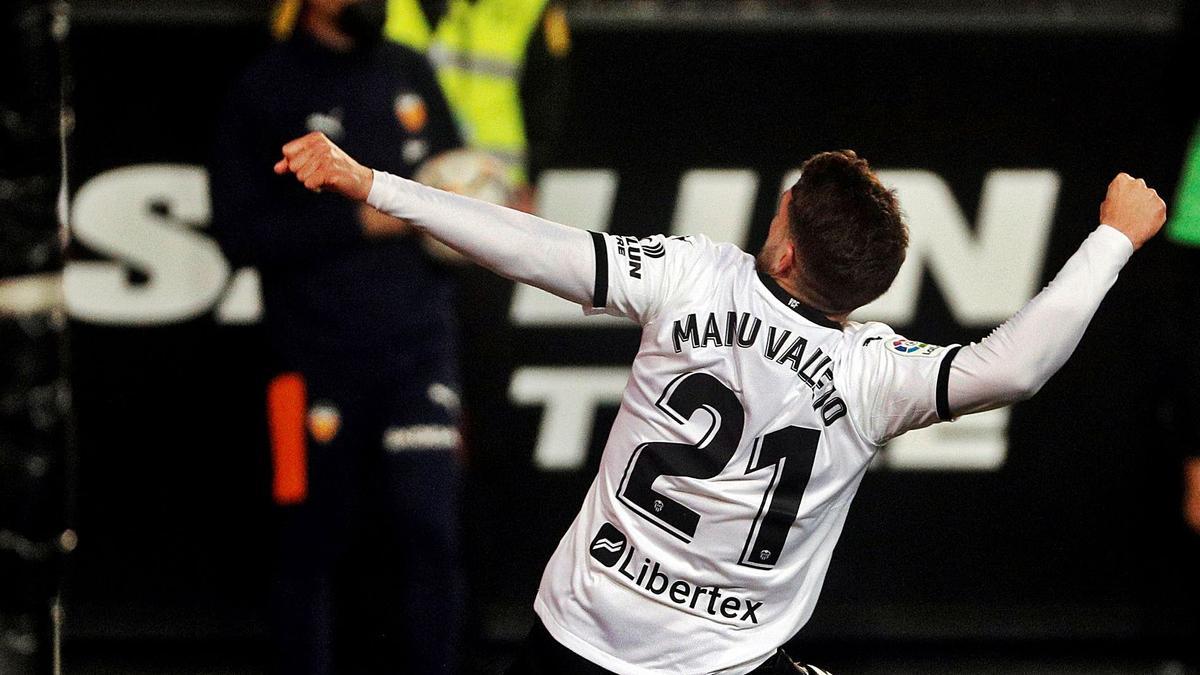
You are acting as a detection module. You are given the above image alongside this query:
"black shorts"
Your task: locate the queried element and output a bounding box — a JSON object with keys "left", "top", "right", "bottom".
{"left": 505, "top": 618, "right": 810, "bottom": 674}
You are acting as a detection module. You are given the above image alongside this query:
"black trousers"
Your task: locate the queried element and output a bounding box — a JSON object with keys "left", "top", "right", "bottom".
{"left": 270, "top": 366, "right": 464, "bottom": 675}
{"left": 506, "top": 618, "right": 805, "bottom": 675}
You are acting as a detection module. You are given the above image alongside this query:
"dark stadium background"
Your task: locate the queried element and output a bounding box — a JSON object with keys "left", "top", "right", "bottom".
{"left": 3, "top": 0, "right": 1199, "bottom": 673}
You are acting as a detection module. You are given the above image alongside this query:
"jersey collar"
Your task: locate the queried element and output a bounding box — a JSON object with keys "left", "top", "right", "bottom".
{"left": 756, "top": 273, "right": 843, "bottom": 330}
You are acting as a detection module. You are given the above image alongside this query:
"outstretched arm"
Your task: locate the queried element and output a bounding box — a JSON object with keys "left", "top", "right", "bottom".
{"left": 273, "top": 131, "right": 596, "bottom": 304}
{"left": 944, "top": 173, "right": 1166, "bottom": 417}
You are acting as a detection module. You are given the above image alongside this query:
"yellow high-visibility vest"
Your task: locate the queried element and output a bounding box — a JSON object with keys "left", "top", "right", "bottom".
{"left": 386, "top": 0, "right": 552, "bottom": 183}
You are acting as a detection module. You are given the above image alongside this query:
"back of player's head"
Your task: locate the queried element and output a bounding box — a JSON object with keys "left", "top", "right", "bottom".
{"left": 786, "top": 150, "right": 907, "bottom": 313}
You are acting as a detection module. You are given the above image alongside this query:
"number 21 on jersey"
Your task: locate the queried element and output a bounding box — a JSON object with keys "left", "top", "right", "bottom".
{"left": 616, "top": 371, "right": 821, "bottom": 570}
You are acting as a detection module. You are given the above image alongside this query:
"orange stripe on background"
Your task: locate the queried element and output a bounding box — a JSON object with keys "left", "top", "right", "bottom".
{"left": 267, "top": 372, "right": 308, "bottom": 505}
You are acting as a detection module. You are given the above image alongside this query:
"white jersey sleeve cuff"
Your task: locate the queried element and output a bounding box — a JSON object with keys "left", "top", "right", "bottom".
{"left": 943, "top": 223, "right": 1133, "bottom": 418}
{"left": 1094, "top": 223, "right": 1136, "bottom": 262}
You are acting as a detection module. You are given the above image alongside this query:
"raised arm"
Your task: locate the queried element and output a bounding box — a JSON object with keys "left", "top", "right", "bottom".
{"left": 273, "top": 131, "right": 596, "bottom": 304}
{"left": 945, "top": 173, "right": 1166, "bottom": 417}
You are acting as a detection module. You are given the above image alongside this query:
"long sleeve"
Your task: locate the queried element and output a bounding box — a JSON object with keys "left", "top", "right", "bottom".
{"left": 843, "top": 224, "right": 1134, "bottom": 445}
{"left": 366, "top": 169, "right": 595, "bottom": 304}
{"left": 945, "top": 224, "right": 1135, "bottom": 416}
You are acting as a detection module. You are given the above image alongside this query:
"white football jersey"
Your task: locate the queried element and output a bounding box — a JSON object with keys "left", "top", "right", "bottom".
{"left": 534, "top": 233, "right": 960, "bottom": 675}
{"left": 365, "top": 173, "right": 1130, "bottom": 675}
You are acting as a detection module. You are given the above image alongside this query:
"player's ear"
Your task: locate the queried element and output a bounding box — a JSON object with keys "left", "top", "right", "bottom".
{"left": 776, "top": 238, "right": 797, "bottom": 278}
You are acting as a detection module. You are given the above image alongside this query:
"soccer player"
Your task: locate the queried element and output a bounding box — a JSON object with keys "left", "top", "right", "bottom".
{"left": 274, "top": 131, "right": 1166, "bottom": 674}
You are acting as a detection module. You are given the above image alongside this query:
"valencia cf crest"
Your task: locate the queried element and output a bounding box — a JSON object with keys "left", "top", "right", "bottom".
{"left": 394, "top": 92, "right": 428, "bottom": 133}
{"left": 308, "top": 402, "right": 341, "bottom": 444}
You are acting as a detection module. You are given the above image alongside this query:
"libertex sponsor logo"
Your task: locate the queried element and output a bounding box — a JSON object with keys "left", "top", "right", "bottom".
{"left": 588, "top": 522, "right": 763, "bottom": 624}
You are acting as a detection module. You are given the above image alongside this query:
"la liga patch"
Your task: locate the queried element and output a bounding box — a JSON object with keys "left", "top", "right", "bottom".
{"left": 891, "top": 338, "right": 941, "bottom": 356}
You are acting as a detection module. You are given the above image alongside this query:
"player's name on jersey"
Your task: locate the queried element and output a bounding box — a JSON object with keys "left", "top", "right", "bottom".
{"left": 670, "top": 311, "right": 847, "bottom": 426}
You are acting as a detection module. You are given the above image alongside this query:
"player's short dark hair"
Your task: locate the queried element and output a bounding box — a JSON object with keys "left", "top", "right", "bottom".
{"left": 786, "top": 150, "right": 907, "bottom": 313}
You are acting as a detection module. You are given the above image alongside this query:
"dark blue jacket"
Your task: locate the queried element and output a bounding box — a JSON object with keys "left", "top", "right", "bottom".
{"left": 211, "top": 33, "right": 461, "bottom": 377}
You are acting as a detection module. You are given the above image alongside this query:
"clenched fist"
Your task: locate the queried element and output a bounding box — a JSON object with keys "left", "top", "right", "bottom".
{"left": 274, "top": 131, "right": 374, "bottom": 202}
{"left": 1099, "top": 173, "right": 1167, "bottom": 251}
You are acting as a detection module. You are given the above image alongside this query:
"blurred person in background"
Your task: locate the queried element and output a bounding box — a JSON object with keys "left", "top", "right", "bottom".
{"left": 1169, "top": 0, "right": 1200, "bottom": 541}
{"left": 384, "top": 0, "right": 572, "bottom": 208}
{"left": 208, "top": 0, "right": 466, "bottom": 672}
{"left": 1166, "top": 116, "right": 1200, "bottom": 670}
{"left": 1168, "top": 113, "right": 1200, "bottom": 675}
{"left": 1172, "top": 132, "right": 1200, "bottom": 538}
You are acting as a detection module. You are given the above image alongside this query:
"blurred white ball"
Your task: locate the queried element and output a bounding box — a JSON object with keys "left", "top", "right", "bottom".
{"left": 413, "top": 148, "right": 517, "bottom": 207}
{"left": 412, "top": 149, "right": 519, "bottom": 263}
